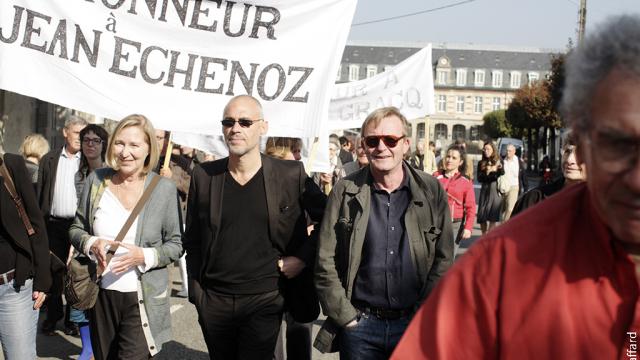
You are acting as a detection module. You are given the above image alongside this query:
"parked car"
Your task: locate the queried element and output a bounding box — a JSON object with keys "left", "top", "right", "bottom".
{"left": 497, "top": 137, "right": 524, "bottom": 159}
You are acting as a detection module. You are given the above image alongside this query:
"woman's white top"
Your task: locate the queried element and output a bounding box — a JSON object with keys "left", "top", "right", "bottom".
{"left": 85, "top": 188, "right": 156, "bottom": 292}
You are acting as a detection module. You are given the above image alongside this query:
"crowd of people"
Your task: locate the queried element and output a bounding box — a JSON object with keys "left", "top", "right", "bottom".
{"left": 0, "top": 13, "right": 637, "bottom": 360}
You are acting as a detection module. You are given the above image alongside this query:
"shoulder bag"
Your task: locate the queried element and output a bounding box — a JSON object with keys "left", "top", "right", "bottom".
{"left": 497, "top": 174, "right": 509, "bottom": 195}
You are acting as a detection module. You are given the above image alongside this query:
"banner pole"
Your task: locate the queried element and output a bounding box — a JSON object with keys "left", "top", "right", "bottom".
{"left": 305, "top": 136, "right": 320, "bottom": 176}
{"left": 162, "top": 132, "right": 174, "bottom": 170}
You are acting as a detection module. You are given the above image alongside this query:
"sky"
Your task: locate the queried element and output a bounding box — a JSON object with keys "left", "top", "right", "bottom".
{"left": 348, "top": 0, "right": 640, "bottom": 50}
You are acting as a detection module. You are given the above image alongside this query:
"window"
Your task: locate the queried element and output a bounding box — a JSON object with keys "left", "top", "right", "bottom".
{"left": 492, "top": 71, "right": 503, "bottom": 88}
{"left": 416, "top": 123, "right": 426, "bottom": 140}
{"left": 474, "top": 70, "right": 485, "bottom": 87}
{"left": 452, "top": 125, "right": 466, "bottom": 141}
{"left": 437, "top": 70, "right": 448, "bottom": 85}
{"left": 437, "top": 95, "right": 447, "bottom": 112}
{"left": 528, "top": 72, "right": 539, "bottom": 84}
{"left": 456, "top": 69, "right": 467, "bottom": 86}
{"left": 336, "top": 65, "right": 341, "bottom": 81}
{"left": 348, "top": 65, "right": 359, "bottom": 81}
{"left": 384, "top": 65, "right": 394, "bottom": 72}
{"left": 492, "top": 97, "right": 501, "bottom": 111}
{"left": 456, "top": 96, "right": 465, "bottom": 113}
{"left": 470, "top": 125, "right": 482, "bottom": 141}
{"left": 510, "top": 71, "right": 521, "bottom": 88}
{"left": 474, "top": 96, "right": 483, "bottom": 113}
{"left": 366, "top": 65, "right": 377, "bottom": 78}
{"left": 435, "top": 124, "right": 448, "bottom": 140}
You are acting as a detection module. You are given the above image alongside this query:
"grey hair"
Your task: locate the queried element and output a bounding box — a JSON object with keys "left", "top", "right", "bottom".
{"left": 561, "top": 15, "right": 640, "bottom": 134}
{"left": 64, "top": 115, "right": 88, "bottom": 128}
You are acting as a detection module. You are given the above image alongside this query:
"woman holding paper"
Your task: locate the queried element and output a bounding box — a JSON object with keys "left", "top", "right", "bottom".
{"left": 69, "top": 115, "right": 182, "bottom": 360}
{"left": 433, "top": 145, "right": 477, "bottom": 256}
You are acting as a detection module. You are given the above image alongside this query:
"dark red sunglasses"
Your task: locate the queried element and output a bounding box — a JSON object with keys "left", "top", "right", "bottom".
{"left": 363, "top": 135, "right": 406, "bottom": 148}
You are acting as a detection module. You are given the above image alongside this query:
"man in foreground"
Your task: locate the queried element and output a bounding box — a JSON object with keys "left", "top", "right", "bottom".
{"left": 391, "top": 14, "right": 640, "bottom": 359}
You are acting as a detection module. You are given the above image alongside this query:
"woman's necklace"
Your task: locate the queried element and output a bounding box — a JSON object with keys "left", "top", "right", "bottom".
{"left": 112, "top": 173, "right": 145, "bottom": 211}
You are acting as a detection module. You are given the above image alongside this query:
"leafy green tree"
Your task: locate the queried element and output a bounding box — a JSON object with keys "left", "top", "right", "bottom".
{"left": 482, "top": 110, "right": 510, "bottom": 139}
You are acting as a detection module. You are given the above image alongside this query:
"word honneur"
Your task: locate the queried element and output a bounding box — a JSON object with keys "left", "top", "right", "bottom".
{"left": 87, "top": 0, "right": 280, "bottom": 40}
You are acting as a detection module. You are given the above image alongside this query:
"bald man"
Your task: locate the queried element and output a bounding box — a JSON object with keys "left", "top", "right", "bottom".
{"left": 183, "top": 95, "right": 325, "bottom": 359}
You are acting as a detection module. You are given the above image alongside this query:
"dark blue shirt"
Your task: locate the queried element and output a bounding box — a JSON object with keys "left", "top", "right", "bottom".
{"left": 352, "top": 167, "right": 420, "bottom": 310}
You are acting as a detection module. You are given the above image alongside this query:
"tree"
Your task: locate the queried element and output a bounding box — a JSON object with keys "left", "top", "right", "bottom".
{"left": 482, "top": 110, "right": 510, "bottom": 139}
{"left": 507, "top": 81, "right": 559, "bottom": 170}
{"left": 547, "top": 53, "right": 567, "bottom": 116}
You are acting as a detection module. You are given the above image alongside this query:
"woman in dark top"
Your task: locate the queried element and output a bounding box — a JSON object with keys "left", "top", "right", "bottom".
{"left": 0, "top": 153, "right": 51, "bottom": 360}
{"left": 476, "top": 141, "right": 504, "bottom": 235}
{"left": 70, "top": 124, "right": 108, "bottom": 360}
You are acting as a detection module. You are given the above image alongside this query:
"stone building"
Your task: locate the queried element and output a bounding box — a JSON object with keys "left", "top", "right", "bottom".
{"left": 337, "top": 41, "right": 556, "bottom": 148}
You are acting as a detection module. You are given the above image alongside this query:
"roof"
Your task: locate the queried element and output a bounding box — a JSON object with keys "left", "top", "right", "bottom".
{"left": 341, "top": 41, "right": 558, "bottom": 71}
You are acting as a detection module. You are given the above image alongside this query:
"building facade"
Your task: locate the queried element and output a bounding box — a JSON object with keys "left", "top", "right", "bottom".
{"left": 337, "top": 41, "right": 556, "bottom": 148}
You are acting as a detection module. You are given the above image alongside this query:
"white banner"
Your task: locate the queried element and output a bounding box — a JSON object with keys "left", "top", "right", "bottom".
{"left": 0, "top": 0, "right": 357, "bottom": 138}
{"left": 328, "top": 45, "right": 435, "bottom": 130}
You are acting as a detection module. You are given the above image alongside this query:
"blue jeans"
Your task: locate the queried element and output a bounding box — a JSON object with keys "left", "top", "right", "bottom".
{"left": 0, "top": 278, "right": 38, "bottom": 360}
{"left": 340, "top": 312, "right": 411, "bottom": 360}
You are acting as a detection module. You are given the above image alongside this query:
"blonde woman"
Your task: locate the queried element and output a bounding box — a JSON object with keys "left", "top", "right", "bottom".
{"left": 69, "top": 115, "right": 182, "bottom": 359}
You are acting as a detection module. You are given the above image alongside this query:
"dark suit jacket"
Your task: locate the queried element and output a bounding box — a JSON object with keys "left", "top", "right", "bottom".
{"left": 183, "top": 155, "right": 325, "bottom": 318}
{"left": 1, "top": 153, "right": 51, "bottom": 291}
{"left": 36, "top": 148, "right": 63, "bottom": 217}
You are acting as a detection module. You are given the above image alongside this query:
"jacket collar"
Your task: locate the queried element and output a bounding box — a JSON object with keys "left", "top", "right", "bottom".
{"left": 345, "top": 162, "right": 430, "bottom": 208}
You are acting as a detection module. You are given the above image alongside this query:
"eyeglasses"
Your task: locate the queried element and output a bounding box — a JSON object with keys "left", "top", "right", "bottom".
{"left": 221, "top": 118, "right": 263, "bottom": 128}
{"left": 586, "top": 128, "right": 640, "bottom": 174}
{"left": 363, "top": 135, "right": 406, "bottom": 148}
{"left": 82, "top": 138, "right": 102, "bottom": 145}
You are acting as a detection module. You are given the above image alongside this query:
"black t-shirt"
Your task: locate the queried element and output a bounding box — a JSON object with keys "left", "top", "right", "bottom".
{"left": 203, "top": 168, "right": 281, "bottom": 294}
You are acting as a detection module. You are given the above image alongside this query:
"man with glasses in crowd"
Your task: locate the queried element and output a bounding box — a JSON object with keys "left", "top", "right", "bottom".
{"left": 391, "top": 15, "right": 640, "bottom": 359}
{"left": 183, "top": 95, "right": 325, "bottom": 359}
{"left": 314, "top": 107, "right": 453, "bottom": 359}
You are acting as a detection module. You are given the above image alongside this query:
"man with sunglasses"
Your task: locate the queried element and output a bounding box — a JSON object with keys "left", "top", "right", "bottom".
{"left": 183, "top": 95, "right": 325, "bottom": 359}
{"left": 392, "top": 15, "right": 640, "bottom": 359}
{"left": 314, "top": 107, "right": 454, "bottom": 358}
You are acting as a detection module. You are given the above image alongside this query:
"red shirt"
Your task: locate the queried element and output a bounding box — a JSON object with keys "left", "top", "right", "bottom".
{"left": 433, "top": 171, "right": 476, "bottom": 232}
{"left": 391, "top": 183, "right": 640, "bottom": 360}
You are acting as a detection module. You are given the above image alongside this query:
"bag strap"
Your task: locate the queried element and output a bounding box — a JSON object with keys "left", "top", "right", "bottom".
{"left": 98, "top": 175, "right": 161, "bottom": 277}
{"left": 0, "top": 157, "right": 36, "bottom": 236}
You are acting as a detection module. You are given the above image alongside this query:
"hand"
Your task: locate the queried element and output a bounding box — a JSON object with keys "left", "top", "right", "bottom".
{"left": 90, "top": 238, "right": 112, "bottom": 270}
{"left": 109, "top": 242, "right": 146, "bottom": 275}
{"left": 32, "top": 291, "right": 46, "bottom": 310}
{"left": 345, "top": 319, "right": 359, "bottom": 328}
{"left": 160, "top": 167, "right": 173, "bottom": 179}
{"left": 66, "top": 246, "right": 75, "bottom": 266}
{"left": 278, "top": 256, "right": 306, "bottom": 279}
{"left": 319, "top": 173, "right": 332, "bottom": 185}
{"left": 462, "top": 229, "right": 472, "bottom": 240}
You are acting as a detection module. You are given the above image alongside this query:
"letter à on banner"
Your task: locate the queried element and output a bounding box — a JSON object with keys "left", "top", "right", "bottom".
{"left": 0, "top": 0, "right": 357, "bottom": 139}
{"left": 328, "top": 45, "right": 436, "bottom": 130}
